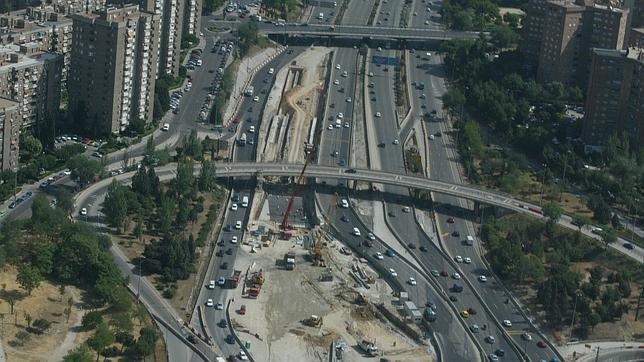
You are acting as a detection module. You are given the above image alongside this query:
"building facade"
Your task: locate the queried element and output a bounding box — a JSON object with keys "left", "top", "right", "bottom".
{"left": 582, "top": 47, "right": 644, "bottom": 148}
{"left": 183, "top": 0, "right": 201, "bottom": 36}
{"left": 0, "top": 98, "right": 20, "bottom": 171}
{"left": 141, "top": 0, "right": 184, "bottom": 77}
{"left": 69, "top": 5, "right": 160, "bottom": 135}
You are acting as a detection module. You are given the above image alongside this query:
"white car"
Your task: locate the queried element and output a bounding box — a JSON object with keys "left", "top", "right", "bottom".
{"left": 80, "top": 208, "right": 88, "bottom": 216}
{"left": 216, "top": 303, "right": 224, "bottom": 310}
{"left": 368, "top": 72, "right": 374, "bottom": 77}
{"left": 249, "top": 125, "right": 255, "bottom": 133}
{"left": 231, "top": 203, "right": 238, "bottom": 211}
{"left": 231, "top": 236, "right": 238, "bottom": 244}
{"left": 452, "top": 272, "right": 461, "bottom": 280}
{"left": 377, "top": 46, "right": 382, "bottom": 51}
{"left": 502, "top": 320, "right": 512, "bottom": 327}
{"left": 268, "top": 68, "right": 275, "bottom": 75}
{"left": 161, "top": 123, "right": 170, "bottom": 131}
{"left": 239, "top": 351, "right": 248, "bottom": 361}
{"left": 408, "top": 277, "right": 417, "bottom": 286}
{"left": 334, "top": 79, "right": 340, "bottom": 85}
{"left": 424, "top": 20, "right": 430, "bottom": 25}
{"left": 455, "top": 255, "right": 463, "bottom": 263}
{"left": 389, "top": 268, "right": 398, "bottom": 277}
{"left": 352, "top": 227, "right": 361, "bottom": 236}
{"left": 464, "top": 257, "right": 472, "bottom": 264}
{"left": 375, "top": 112, "right": 381, "bottom": 117}
{"left": 336, "top": 64, "right": 341, "bottom": 70}
{"left": 346, "top": 97, "right": 352, "bottom": 103}
{"left": 375, "top": 252, "right": 384, "bottom": 260}
{"left": 478, "top": 275, "right": 488, "bottom": 282}
{"left": 253, "top": 96, "right": 259, "bottom": 102}
{"left": 337, "top": 112, "right": 344, "bottom": 119}
{"left": 393, "top": 139, "right": 400, "bottom": 145}
{"left": 429, "top": 134, "right": 435, "bottom": 140}
{"left": 217, "top": 277, "right": 226, "bottom": 286}
{"left": 342, "top": 71, "right": 348, "bottom": 77}
{"left": 328, "top": 124, "right": 334, "bottom": 130}
{"left": 208, "top": 280, "right": 215, "bottom": 289}
{"left": 344, "top": 122, "right": 350, "bottom": 128}
{"left": 235, "top": 220, "right": 242, "bottom": 229}
{"left": 521, "top": 332, "right": 532, "bottom": 341}
{"left": 367, "top": 232, "right": 376, "bottom": 240}
{"left": 206, "top": 299, "right": 214, "bottom": 307}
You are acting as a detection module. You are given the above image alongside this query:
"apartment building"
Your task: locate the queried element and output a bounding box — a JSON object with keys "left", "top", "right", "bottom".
{"left": 141, "top": 0, "right": 184, "bottom": 77}
{"left": 536, "top": 1, "right": 586, "bottom": 86}
{"left": 582, "top": 47, "right": 644, "bottom": 149}
{"left": 0, "top": 98, "right": 20, "bottom": 171}
{"left": 183, "top": 0, "right": 201, "bottom": 36}
{"left": 0, "top": 7, "right": 73, "bottom": 83}
{"left": 0, "top": 44, "right": 62, "bottom": 131}
{"left": 68, "top": 5, "right": 160, "bottom": 135}
{"left": 522, "top": 0, "right": 549, "bottom": 68}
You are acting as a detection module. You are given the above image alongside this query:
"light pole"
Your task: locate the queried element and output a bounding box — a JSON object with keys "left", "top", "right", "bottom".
{"left": 569, "top": 290, "right": 582, "bottom": 341}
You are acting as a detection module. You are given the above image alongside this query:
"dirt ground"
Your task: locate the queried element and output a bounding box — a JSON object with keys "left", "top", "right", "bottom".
{"left": 227, "top": 198, "right": 434, "bottom": 362}
{"left": 0, "top": 266, "right": 86, "bottom": 362}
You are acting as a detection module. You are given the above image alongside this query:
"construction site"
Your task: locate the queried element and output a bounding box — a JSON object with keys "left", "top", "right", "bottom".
{"left": 217, "top": 47, "right": 436, "bottom": 362}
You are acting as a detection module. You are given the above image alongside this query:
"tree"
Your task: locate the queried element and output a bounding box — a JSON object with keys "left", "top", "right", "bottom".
{"left": 56, "top": 188, "right": 75, "bottom": 215}
{"left": 102, "top": 180, "right": 130, "bottom": 231}
{"left": 17, "top": 263, "right": 42, "bottom": 295}
{"left": 63, "top": 345, "right": 94, "bottom": 362}
{"left": 127, "top": 118, "right": 146, "bottom": 136}
{"left": 543, "top": 202, "right": 563, "bottom": 223}
{"left": 115, "top": 330, "right": 135, "bottom": 353}
{"left": 67, "top": 155, "right": 103, "bottom": 185}
{"left": 572, "top": 214, "right": 591, "bottom": 231}
{"left": 87, "top": 321, "right": 114, "bottom": 361}
{"left": 20, "top": 132, "right": 43, "bottom": 160}
{"left": 462, "top": 121, "right": 485, "bottom": 158}
{"left": 600, "top": 228, "right": 617, "bottom": 248}
{"left": 133, "top": 221, "right": 144, "bottom": 241}
{"left": 198, "top": 160, "right": 217, "bottom": 192}
{"left": 81, "top": 311, "right": 103, "bottom": 330}
{"left": 31, "top": 318, "right": 51, "bottom": 334}
{"left": 5, "top": 294, "right": 16, "bottom": 314}
{"left": 131, "top": 327, "right": 157, "bottom": 358}
{"left": 490, "top": 24, "right": 519, "bottom": 48}
{"left": 157, "top": 196, "right": 176, "bottom": 236}
{"left": 442, "top": 88, "right": 466, "bottom": 118}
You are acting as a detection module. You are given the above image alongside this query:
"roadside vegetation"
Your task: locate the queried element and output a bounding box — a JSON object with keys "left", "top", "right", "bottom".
{"left": 0, "top": 196, "right": 162, "bottom": 361}
{"left": 203, "top": 0, "right": 226, "bottom": 14}
{"left": 101, "top": 132, "right": 225, "bottom": 301}
{"left": 481, "top": 211, "right": 643, "bottom": 341}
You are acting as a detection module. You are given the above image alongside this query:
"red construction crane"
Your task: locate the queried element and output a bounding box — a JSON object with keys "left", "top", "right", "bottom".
{"left": 280, "top": 143, "right": 316, "bottom": 237}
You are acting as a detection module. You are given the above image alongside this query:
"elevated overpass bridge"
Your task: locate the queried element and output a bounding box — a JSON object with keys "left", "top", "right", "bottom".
{"left": 217, "top": 162, "right": 543, "bottom": 217}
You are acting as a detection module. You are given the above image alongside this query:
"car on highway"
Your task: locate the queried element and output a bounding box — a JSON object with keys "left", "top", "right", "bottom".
{"left": 440, "top": 270, "right": 449, "bottom": 277}
{"left": 488, "top": 354, "right": 499, "bottom": 361}
{"left": 344, "top": 122, "right": 350, "bottom": 128}
{"left": 231, "top": 236, "right": 238, "bottom": 244}
{"left": 161, "top": 123, "right": 170, "bottom": 131}
{"left": 216, "top": 303, "right": 224, "bottom": 310}
{"left": 408, "top": 243, "right": 416, "bottom": 249}
{"left": 447, "top": 217, "right": 455, "bottom": 223}
{"left": 340, "top": 215, "right": 349, "bottom": 223}
{"left": 537, "top": 340, "right": 546, "bottom": 348}
{"left": 206, "top": 299, "right": 214, "bottom": 307}
{"left": 452, "top": 230, "right": 460, "bottom": 237}
{"left": 235, "top": 220, "right": 242, "bottom": 229}
{"left": 367, "top": 232, "right": 376, "bottom": 241}
{"left": 226, "top": 334, "right": 235, "bottom": 344}
{"left": 375, "top": 112, "right": 381, "bottom": 117}
{"left": 470, "top": 324, "right": 480, "bottom": 333}
{"left": 268, "top": 67, "right": 275, "bottom": 75}
{"left": 408, "top": 277, "right": 417, "bottom": 286}
{"left": 455, "top": 255, "right": 463, "bottom": 263}
{"left": 431, "top": 270, "right": 439, "bottom": 277}
{"left": 460, "top": 310, "right": 469, "bottom": 318}
{"left": 449, "top": 295, "right": 458, "bottom": 302}
{"left": 226, "top": 248, "right": 233, "bottom": 255}
{"left": 389, "top": 268, "right": 398, "bottom": 277}
{"left": 221, "top": 262, "right": 229, "bottom": 269}
{"left": 346, "top": 97, "right": 352, "bottom": 103}
{"left": 239, "top": 351, "right": 249, "bottom": 361}
{"left": 328, "top": 124, "right": 333, "bottom": 130}
{"left": 521, "top": 332, "right": 532, "bottom": 341}
{"left": 464, "top": 257, "right": 472, "bottom": 264}
{"left": 478, "top": 275, "right": 488, "bottom": 282}
{"left": 393, "top": 139, "right": 399, "bottom": 145}
{"left": 219, "top": 318, "right": 227, "bottom": 328}
{"left": 375, "top": 252, "right": 384, "bottom": 260}
{"left": 486, "top": 336, "right": 496, "bottom": 344}
{"left": 502, "top": 319, "right": 512, "bottom": 327}
{"left": 253, "top": 96, "right": 259, "bottom": 102}
{"left": 467, "top": 308, "right": 477, "bottom": 315}
{"left": 217, "top": 277, "right": 226, "bottom": 286}
{"left": 334, "top": 79, "right": 339, "bottom": 85}
{"left": 352, "top": 227, "right": 361, "bottom": 236}
{"left": 494, "top": 349, "right": 505, "bottom": 357}
{"left": 80, "top": 208, "right": 88, "bottom": 216}
{"left": 208, "top": 280, "right": 215, "bottom": 289}
{"left": 378, "top": 142, "right": 385, "bottom": 147}
{"left": 249, "top": 125, "right": 255, "bottom": 133}
{"left": 452, "top": 272, "right": 461, "bottom": 279}
{"left": 231, "top": 203, "right": 238, "bottom": 211}
{"left": 385, "top": 249, "right": 396, "bottom": 257}
{"left": 419, "top": 246, "right": 428, "bottom": 252}
{"left": 623, "top": 243, "right": 634, "bottom": 250}
{"left": 335, "top": 64, "right": 341, "bottom": 70}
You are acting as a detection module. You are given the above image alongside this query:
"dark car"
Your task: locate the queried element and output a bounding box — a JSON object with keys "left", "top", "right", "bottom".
{"left": 449, "top": 295, "right": 457, "bottom": 302}
{"left": 494, "top": 349, "right": 505, "bottom": 357}
{"left": 467, "top": 308, "right": 477, "bottom": 315}
{"left": 221, "top": 262, "right": 229, "bottom": 269}
{"left": 452, "top": 231, "right": 460, "bottom": 237}
{"left": 223, "top": 224, "right": 233, "bottom": 232}
{"left": 216, "top": 250, "right": 223, "bottom": 257}
{"left": 345, "top": 168, "right": 357, "bottom": 174}
{"left": 226, "top": 334, "right": 235, "bottom": 344}
{"left": 340, "top": 215, "right": 348, "bottom": 222}
{"left": 8, "top": 202, "right": 16, "bottom": 209}
{"left": 623, "top": 243, "right": 634, "bottom": 250}
{"left": 219, "top": 318, "right": 227, "bottom": 328}
{"left": 419, "top": 246, "right": 428, "bottom": 252}
{"left": 447, "top": 217, "right": 455, "bottom": 223}
{"left": 226, "top": 248, "right": 233, "bottom": 255}
{"left": 408, "top": 243, "right": 416, "bottom": 249}
{"left": 440, "top": 270, "right": 449, "bottom": 277}
{"left": 378, "top": 143, "right": 386, "bottom": 148}
{"left": 187, "top": 335, "right": 198, "bottom": 344}
{"left": 537, "top": 341, "right": 546, "bottom": 348}
{"left": 434, "top": 132, "right": 442, "bottom": 137}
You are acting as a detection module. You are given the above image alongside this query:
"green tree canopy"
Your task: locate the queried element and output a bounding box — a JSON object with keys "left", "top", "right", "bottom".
{"left": 16, "top": 263, "right": 43, "bottom": 295}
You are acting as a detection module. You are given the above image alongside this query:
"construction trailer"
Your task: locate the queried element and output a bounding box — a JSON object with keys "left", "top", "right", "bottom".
{"left": 226, "top": 270, "right": 242, "bottom": 289}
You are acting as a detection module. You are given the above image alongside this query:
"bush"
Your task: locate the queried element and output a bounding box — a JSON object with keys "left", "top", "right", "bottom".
{"left": 102, "top": 345, "right": 121, "bottom": 358}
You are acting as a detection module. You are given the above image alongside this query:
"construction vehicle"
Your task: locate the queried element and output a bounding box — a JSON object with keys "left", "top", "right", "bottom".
{"left": 284, "top": 252, "right": 296, "bottom": 270}
{"left": 303, "top": 315, "right": 323, "bottom": 327}
{"left": 359, "top": 339, "right": 378, "bottom": 357}
{"left": 280, "top": 143, "right": 316, "bottom": 239}
{"left": 226, "top": 270, "right": 242, "bottom": 288}
{"left": 248, "top": 284, "right": 261, "bottom": 298}
{"left": 311, "top": 192, "right": 338, "bottom": 267}
{"left": 251, "top": 270, "right": 265, "bottom": 285}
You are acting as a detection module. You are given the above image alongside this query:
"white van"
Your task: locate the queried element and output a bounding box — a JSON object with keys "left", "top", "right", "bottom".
{"left": 242, "top": 196, "right": 249, "bottom": 208}
{"left": 466, "top": 235, "right": 474, "bottom": 246}
{"left": 335, "top": 118, "right": 342, "bottom": 128}
{"left": 352, "top": 227, "right": 361, "bottom": 236}
{"left": 318, "top": 12, "right": 324, "bottom": 19}
{"left": 340, "top": 199, "right": 349, "bottom": 208}
{"left": 161, "top": 123, "right": 170, "bottom": 131}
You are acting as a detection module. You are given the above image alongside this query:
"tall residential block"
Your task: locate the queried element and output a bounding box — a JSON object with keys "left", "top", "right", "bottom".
{"left": 0, "top": 98, "right": 20, "bottom": 171}
{"left": 0, "top": 44, "right": 62, "bottom": 131}
{"left": 183, "top": 0, "right": 201, "bottom": 36}
{"left": 521, "top": 0, "right": 549, "bottom": 68}
{"left": 69, "top": 5, "right": 160, "bottom": 135}
{"left": 536, "top": 1, "right": 586, "bottom": 86}
{"left": 582, "top": 47, "right": 644, "bottom": 149}
{"left": 0, "top": 7, "right": 73, "bottom": 84}
{"left": 141, "top": 0, "right": 184, "bottom": 77}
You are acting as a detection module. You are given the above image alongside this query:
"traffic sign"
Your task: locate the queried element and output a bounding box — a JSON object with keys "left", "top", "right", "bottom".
{"left": 371, "top": 56, "right": 400, "bottom": 66}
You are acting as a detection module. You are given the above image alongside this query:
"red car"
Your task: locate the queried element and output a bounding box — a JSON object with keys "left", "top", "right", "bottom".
{"left": 447, "top": 217, "right": 455, "bottom": 224}
{"left": 440, "top": 270, "right": 449, "bottom": 277}
{"left": 537, "top": 341, "right": 546, "bottom": 348}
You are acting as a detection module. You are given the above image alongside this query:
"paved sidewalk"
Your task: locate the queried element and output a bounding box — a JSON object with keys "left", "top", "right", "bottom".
{"left": 559, "top": 341, "right": 644, "bottom": 361}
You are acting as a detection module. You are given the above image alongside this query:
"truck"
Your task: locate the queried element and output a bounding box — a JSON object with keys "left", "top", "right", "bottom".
{"left": 285, "top": 251, "right": 296, "bottom": 270}
{"left": 245, "top": 86, "right": 254, "bottom": 96}
{"left": 238, "top": 132, "right": 247, "bottom": 146}
{"left": 225, "top": 270, "right": 242, "bottom": 288}
{"left": 465, "top": 235, "right": 474, "bottom": 246}
{"left": 359, "top": 339, "right": 378, "bottom": 357}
